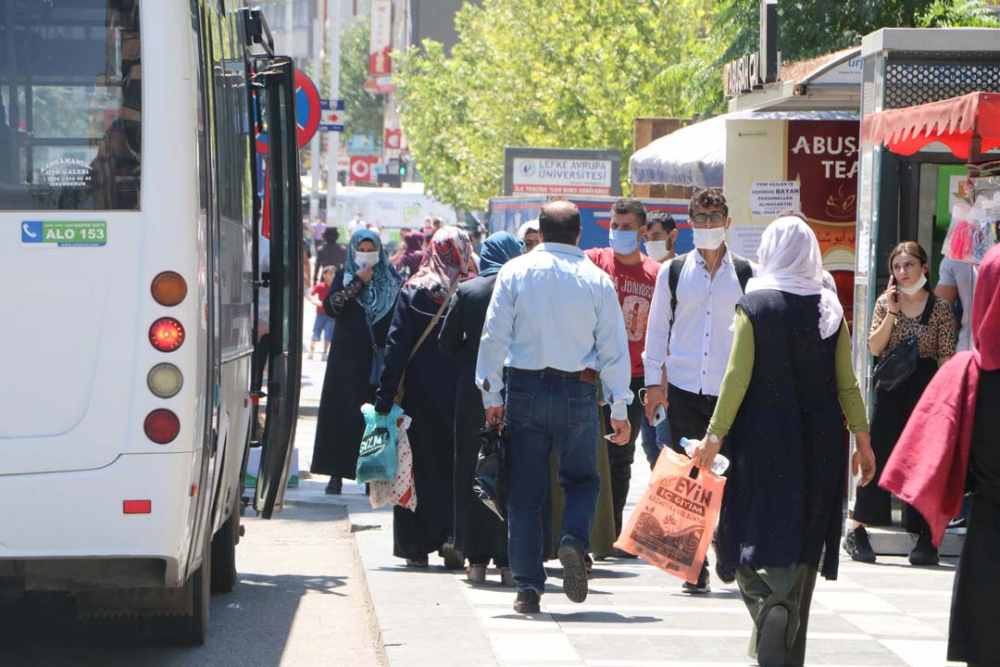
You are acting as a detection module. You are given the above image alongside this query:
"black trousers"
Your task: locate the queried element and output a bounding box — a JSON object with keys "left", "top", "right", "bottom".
{"left": 853, "top": 360, "right": 936, "bottom": 535}
{"left": 601, "top": 377, "right": 644, "bottom": 538}
{"left": 666, "top": 384, "right": 722, "bottom": 574}
{"left": 666, "top": 384, "right": 720, "bottom": 454}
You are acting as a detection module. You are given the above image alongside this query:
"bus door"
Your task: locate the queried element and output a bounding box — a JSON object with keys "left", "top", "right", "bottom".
{"left": 252, "top": 57, "right": 303, "bottom": 519}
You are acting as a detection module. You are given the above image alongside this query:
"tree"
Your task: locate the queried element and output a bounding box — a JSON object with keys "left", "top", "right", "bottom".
{"left": 686, "top": 0, "right": 1000, "bottom": 115}
{"left": 394, "top": 0, "right": 712, "bottom": 210}
{"left": 337, "top": 12, "right": 384, "bottom": 140}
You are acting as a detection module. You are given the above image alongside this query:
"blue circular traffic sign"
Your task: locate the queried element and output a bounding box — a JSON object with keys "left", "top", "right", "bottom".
{"left": 256, "top": 68, "right": 321, "bottom": 154}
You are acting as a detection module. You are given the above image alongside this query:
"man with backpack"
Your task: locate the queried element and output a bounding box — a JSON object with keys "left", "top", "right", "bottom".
{"left": 642, "top": 188, "right": 756, "bottom": 594}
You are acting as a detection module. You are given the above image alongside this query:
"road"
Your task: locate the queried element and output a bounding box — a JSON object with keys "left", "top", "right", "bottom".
{"left": 0, "top": 501, "right": 383, "bottom": 667}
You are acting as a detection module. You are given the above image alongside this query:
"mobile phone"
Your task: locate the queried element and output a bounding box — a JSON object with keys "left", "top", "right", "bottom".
{"left": 652, "top": 404, "right": 667, "bottom": 426}
{"left": 889, "top": 275, "right": 898, "bottom": 303}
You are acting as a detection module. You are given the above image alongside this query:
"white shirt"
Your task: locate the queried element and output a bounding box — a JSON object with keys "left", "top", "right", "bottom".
{"left": 476, "top": 243, "right": 633, "bottom": 419}
{"left": 642, "top": 248, "right": 757, "bottom": 396}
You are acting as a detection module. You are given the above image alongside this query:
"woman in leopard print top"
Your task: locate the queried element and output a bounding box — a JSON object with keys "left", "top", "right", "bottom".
{"left": 844, "top": 242, "right": 957, "bottom": 567}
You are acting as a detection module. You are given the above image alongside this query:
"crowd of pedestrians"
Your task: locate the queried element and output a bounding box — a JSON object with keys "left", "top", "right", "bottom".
{"left": 308, "top": 190, "right": 993, "bottom": 667}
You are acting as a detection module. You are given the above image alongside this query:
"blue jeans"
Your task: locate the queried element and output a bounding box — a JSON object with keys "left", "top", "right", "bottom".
{"left": 312, "top": 313, "right": 334, "bottom": 342}
{"left": 505, "top": 371, "right": 600, "bottom": 594}
{"left": 639, "top": 412, "right": 673, "bottom": 469}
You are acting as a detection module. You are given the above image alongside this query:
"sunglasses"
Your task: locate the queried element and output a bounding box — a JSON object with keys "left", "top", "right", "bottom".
{"left": 691, "top": 211, "right": 726, "bottom": 224}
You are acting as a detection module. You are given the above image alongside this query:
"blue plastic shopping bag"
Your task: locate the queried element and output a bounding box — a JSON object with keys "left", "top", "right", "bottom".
{"left": 356, "top": 403, "right": 403, "bottom": 484}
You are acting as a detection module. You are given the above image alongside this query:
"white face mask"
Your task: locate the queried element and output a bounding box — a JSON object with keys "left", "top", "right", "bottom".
{"left": 692, "top": 226, "right": 727, "bottom": 250}
{"left": 645, "top": 240, "right": 671, "bottom": 261}
{"left": 355, "top": 251, "right": 380, "bottom": 269}
{"left": 899, "top": 273, "right": 928, "bottom": 295}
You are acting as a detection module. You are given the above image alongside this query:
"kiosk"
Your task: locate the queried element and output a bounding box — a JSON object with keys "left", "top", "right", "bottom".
{"left": 851, "top": 29, "right": 1000, "bottom": 555}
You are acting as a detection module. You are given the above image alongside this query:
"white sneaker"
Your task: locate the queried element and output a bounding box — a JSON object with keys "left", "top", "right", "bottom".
{"left": 321, "top": 353, "right": 328, "bottom": 362}
{"left": 308, "top": 351, "right": 314, "bottom": 360}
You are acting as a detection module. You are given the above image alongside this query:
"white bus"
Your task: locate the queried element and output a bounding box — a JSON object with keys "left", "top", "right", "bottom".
{"left": 0, "top": 0, "right": 303, "bottom": 643}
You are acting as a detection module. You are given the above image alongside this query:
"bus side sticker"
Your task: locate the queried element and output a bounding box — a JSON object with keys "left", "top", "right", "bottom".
{"left": 21, "top": 221, "right": 107, "bottom": 247}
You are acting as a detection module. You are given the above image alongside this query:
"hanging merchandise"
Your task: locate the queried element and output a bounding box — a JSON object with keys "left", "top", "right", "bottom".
{"left": 944, "top": 175, "right": 1000, "bottom": 264}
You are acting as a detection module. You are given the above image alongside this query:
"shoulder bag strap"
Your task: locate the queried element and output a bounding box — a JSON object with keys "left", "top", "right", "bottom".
{"left": 732, "top": 255, "right": 753, "bottom": 293}
{"left": 919, "top": 292, "right": 936, "bottom": 327}
{"left": 667, "top": 252, "right": 687, "bottom": 346}
{"left": 393, "top": 279, "right": 459, "bottom": 406}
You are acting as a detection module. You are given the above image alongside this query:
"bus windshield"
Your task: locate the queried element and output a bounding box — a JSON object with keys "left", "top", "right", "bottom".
{"left": 0, "top": 0, "right": 141, "bottom": 211}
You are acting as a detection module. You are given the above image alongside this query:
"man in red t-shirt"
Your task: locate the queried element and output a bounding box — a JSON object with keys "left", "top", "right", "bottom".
{"left": 585, "top": 198, "right": 661, "bottom": 547}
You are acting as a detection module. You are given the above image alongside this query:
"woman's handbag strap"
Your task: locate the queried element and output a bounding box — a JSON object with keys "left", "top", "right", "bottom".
{"left": 393, "top": 280, "right": 459, "bottom": 405}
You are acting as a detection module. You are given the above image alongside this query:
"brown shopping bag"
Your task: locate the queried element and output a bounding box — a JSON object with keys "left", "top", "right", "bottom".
{"left": 614, "top": 448, "right": 726, "bottom": 584}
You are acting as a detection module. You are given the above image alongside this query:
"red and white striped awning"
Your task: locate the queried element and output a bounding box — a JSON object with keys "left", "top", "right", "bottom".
{"left": 861, "top": 92, "right": 1000, "bottom": 160}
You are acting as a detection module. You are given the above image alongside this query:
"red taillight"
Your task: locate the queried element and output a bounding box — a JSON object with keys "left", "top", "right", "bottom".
{"left": 144, "top": 409, "right": 180, "bottom": 444}
{"left": 123, "top": 500, "right": 152, "bottom": 514}
{"left": 149, "top": 318, "right": 185, "bottom": 352}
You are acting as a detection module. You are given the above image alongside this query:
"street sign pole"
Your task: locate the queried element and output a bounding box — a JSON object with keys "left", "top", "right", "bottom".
{"left": 325, "top": 0, "right": 340, "bottom": 227}
{"left": 309, "top": 17, "right": 322, "bottom": 223}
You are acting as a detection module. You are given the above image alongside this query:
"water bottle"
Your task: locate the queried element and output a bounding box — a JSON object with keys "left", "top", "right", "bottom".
{"left": 680, "top": 437, "right": 730, "bottom": 475}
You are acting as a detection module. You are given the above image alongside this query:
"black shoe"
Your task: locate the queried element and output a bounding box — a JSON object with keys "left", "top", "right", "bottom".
{"left": 715, "top": 561, "right": 736, "bottom": 585}
{"left": 842, "top": 526, "right": 877, "bottom": 563}
{"left": 441, "top": 542, "right": 465, "bottom": 570}
{"left": 711, "top": 539, "right": 735, "bottom": 583}
{"left": 513, "top": 589, "right": 541, "bottom": 614}
{"left": 757, "top": 604, "right": 789, "bottom": 667}
{"left": 612, "top": 547, "right": 638, "bottom": 559}
{"left": 909, "top": 532, "right": 940, "bottom": 566}
{"left": 682, "top": 564, "right": 711, "bottom": 594}
{"left": 557, "top": 542, "right": 589, "bottom": 603}
{"left": 584, "top": 554, "right": 594, "bottom": 574}
{"left": 325, "top": 478, "right": 342, "bottom": 495}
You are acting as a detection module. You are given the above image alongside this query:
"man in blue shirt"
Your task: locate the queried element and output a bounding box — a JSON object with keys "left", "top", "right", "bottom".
{"left": 476, "top": 199, "right": 633, "bottom": 614}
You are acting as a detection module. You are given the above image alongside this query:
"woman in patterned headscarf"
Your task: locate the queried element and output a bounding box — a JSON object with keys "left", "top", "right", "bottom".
{"left": 312, "top": 229, "right": 402, "bottom": 494}
{"left": 374, "top": 227, "right": 475, "bottom": 567}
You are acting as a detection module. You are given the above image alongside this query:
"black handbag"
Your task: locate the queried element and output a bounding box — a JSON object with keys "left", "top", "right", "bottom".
{"left": 472, "top": 425, "right": 506, "bottom": 521}
{"left": 872, "top": 295, "right": 935, "bottom": 392}
{"left": 872, "top": 335, "right": 919, "bottom": 391}
{"left": 366, "top": 319, "right": 386, "bottom": 387}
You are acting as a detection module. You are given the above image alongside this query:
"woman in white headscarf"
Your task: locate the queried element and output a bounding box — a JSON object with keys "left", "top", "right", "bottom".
{"left": 515, "top": 219, "right": 540, "bottom": 252}
{"left": 688, "top": 216, "right": 876, "bottom": 667}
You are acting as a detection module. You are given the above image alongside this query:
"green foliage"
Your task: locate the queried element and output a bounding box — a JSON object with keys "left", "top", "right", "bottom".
{"left": 917, "top": 0, "right": 1000, "bottom": 26}
{"left": 395, "top": 0, "right": 999, "bottom": 209}
{"left": 395, "top": 0, "right": 711, "bottom": 210}
{"left": 693, "top": 0, "right": 1000, "bottom": 115}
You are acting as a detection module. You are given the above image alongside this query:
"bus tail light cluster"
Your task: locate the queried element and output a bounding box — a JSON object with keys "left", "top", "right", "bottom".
{"left": 149, "top": 317, "right": 185, "bottom": 352}
{"left": 151, "top": 271, "right": 187, "bottom": 306}
{"left": 147, "top": 363, "right": 183, "bottom": 398}
{"left": 147, "top": 273, "right": 187, "bottom": 444}
{"left": 144, "top": 409, "right": 180, "bottom": 444}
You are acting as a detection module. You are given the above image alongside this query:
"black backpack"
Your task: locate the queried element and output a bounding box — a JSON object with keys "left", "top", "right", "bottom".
{"left": 667, "top": 251, "right": 753, "bottom": 344}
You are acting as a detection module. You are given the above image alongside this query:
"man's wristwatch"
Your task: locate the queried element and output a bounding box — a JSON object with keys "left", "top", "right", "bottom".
{"left": 706, "top": 433, "right": 723, "bottom": 448}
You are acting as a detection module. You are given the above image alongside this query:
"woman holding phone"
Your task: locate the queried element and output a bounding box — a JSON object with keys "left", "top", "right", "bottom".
{"left": 843, "top": 242, "right": 956, "bottom": 566}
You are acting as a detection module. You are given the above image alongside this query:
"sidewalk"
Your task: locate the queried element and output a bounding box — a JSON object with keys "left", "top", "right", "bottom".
{"left": 288, "top": 455, "right": 962, "bottom": 667}
{"left": 291, "top": 301, "right": 962, "bottom": 667}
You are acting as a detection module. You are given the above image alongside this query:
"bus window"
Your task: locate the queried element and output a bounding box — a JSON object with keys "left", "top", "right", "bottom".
{"left": 0, "top": 0, "right": 141, "bottom": 211}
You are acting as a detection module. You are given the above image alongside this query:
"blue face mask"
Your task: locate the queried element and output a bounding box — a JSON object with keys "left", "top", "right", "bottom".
{"left": 609, "top": 228, "right": 639, "bottom": 255}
